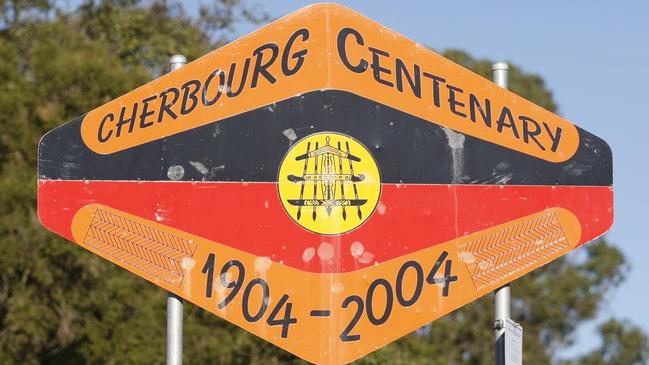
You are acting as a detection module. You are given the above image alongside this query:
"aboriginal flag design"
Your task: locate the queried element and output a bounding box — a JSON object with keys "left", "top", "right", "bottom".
{"left": 38, "top": 89, "right": 612, "bottom": 273}
{"left": 36, "top": 4, "right": 614, "bottom": 364}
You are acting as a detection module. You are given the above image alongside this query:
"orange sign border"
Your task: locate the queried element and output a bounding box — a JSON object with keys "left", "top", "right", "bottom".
{"left": 80, "top": 3, "right": 578, "bottom": 163}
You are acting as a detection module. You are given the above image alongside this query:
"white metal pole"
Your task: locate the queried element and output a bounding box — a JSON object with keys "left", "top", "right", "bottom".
{"left": 492, "top": 61, "right": 510, "bottom": 365}
{"left": 493, "top": 62, "right": 509, "bottom": 90}
{"left": 169, "top": 54, "right": 187, "bottom": 72}
{"left": 166, "top": 54, "right": 187, "bottom": 365}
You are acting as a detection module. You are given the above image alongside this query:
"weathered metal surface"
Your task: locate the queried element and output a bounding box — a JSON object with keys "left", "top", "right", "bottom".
{"left": 37, "top": 3, "right": 613, "bottom": 365}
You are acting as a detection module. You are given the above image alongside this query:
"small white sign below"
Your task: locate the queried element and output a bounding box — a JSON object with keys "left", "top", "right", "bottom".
{"left": 505, "top": 319, "right": 523, "bottom": 365}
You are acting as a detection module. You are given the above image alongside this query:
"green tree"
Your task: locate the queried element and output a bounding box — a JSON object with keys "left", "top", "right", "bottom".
{"left": 0, "top": 2, "right": 644, "bottom": 364}
{"left": 0, "top": 1, "right": 265, "bottom": 364}
{"left": 562, "top": 319, "right": 649, "bottom": 365}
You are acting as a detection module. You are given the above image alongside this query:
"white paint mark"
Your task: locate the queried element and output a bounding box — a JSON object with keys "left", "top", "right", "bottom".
{"left": 376, "top": 201, "right": 387, "bottom": 215}
{"left": 358, "top": 251, "right": 374, "bottom": 264}
{"left": 167, "top": 165, "right": 185, "bottom": 181}
{"left": 350, "top": 241, "right": 365, "bottom": 258}
{"left": 302, "top": 247, "right": 316, "bottom": 262}
{"left": 181, "top": 257, "right": 196, "bottom": 270}
{"left": 318, "top": 242, "right": 334, "bottom": 261}
{"left": 181, "top": 257, "right": 196, "bottom": 297}
{"left": 459, "top": 252, "right": 475, "bottom": 264}
{"left": 215, "top": 280, "right": 227, "bottom": 310}
{"left": 154, "top": 208, "right": 165, "bottom": 222}
{"left": 331, "top": 282, "right": 344, "bottom": 294}
{"left": 478, "top": 260, "right": 492, "bottom": 270}
{"left": 443, "top": 127, "right": 465, "bottom": 183}
{"left": 254, "top": 256, "right": 272, "bottom": 273}
{"left": 494, "top": 173, "right": 513, "bottom": 184}
{"left": 495, "top": 162, "right": 509, "bottom": 170}
{"left": 264, "top": 200, "right": 269, "bottom": 209}
{"left": 189, "top": 161, "right": 209, "bottom": 175}
{"left": 218, "top": 85, "right": 230, "bottom": 94}
{"left": 282, "top": 128, "right": 298, "bottom": 141}
{"left": 212, "top": 164, "right": 226, "bottom": 173}
{"left": 223, "top": 271, "right": 233, "bottom": 283}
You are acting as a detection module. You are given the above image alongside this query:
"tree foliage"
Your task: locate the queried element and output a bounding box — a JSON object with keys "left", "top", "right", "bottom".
{"left": 562, "top": 319, "right": 649, "bottom": 365}
{"left": 0, "top": 1, "right": 644, "bottom": 364}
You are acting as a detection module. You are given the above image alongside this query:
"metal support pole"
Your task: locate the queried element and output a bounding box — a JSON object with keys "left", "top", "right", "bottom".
{"left": 494, "top": 284, "right": 510, "bottom": 364}
{"left": 166, "top": 54, "right": 187, "bottom": 365}
{"left": 169, "top": 54, "right": 187, "bottom": 72}
{"left": 166, "top": 293, "right": 183, "bottom": 365}
{"left": 492, "top": 61, "right": 510, "bottom": 365}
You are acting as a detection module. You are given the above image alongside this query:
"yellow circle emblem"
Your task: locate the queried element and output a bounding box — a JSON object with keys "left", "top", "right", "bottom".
{"left": 278, "top": 132, "right": 381, "bottom": 235}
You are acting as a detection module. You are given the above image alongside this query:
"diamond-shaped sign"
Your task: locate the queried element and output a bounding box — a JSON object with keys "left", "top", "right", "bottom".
{"left": 38, "top": 3, "right": 612, "bottom": 364}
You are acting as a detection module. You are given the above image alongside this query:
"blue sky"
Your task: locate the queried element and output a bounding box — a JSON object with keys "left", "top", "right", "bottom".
{"left": 226, "top": 0, "right": 649, "bottom": 356}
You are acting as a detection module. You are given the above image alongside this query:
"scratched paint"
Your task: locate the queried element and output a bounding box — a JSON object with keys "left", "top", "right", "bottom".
{"left": 36, "top": 3, "right": 613, "bottom": 365}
